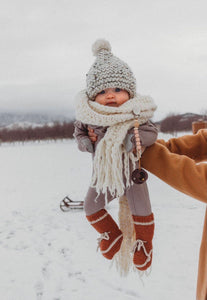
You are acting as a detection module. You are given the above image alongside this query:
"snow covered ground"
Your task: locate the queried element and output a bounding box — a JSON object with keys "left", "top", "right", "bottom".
{"left": 0, "top": 133, "right": 205, "bottom": 300}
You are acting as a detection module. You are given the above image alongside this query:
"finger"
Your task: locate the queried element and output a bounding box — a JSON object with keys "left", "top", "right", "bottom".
{"left": 88, "top": 131, "right": 96, "bottom": 137}
{"left": 88, "top": 127, "right": 94, "bottom": 132}
{"left": 92, "top": 133, "right": 98, "bottom": 140}
{"left": 90, "top": 136, "right": 97, "bottom": 142}
{"left": 89, "top": 132, "right": 97, "bottom": 138}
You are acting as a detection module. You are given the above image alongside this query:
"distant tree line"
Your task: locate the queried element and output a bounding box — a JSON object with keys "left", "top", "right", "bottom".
{"left": 0, "top": 112, "right": 206, "bottom": 143}
{"left": 0, "top": 122, "right": 74, "bottom": 143}
{"left": 159, "top": 113, "right": 207, "bottom": 133}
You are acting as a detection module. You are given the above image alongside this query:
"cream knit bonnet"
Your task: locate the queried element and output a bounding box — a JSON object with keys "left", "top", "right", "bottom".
{"left": 86, "top": 39, "right": 136, "bottom": 100}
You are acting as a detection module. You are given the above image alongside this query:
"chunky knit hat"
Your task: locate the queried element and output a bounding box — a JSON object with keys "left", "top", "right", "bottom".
{"left": 86, "top": 39, "right": 136, "bottom": 100}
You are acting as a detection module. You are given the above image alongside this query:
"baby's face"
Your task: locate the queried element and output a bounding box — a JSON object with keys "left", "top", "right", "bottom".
{"left": 94, "top": 88, "right": 130, "bottom": 107}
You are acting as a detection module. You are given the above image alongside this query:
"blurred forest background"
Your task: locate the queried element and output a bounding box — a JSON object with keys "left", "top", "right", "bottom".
{"left": 0, "top": 111, "right": 206, "bottom": 143}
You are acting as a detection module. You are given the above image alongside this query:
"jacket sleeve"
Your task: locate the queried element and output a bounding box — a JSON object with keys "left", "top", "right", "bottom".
{"left": 139, "top": 121, "right": 158, "bottom": 147}
{"left": 73, "top": 121, "right": 94, "bottom": 153}
{"left": 157, "top": 129, "right": 207, "bottom": 163}
{"left": 141, "top": 142, "right": 207, "bottom": 204}
{"left": 126, "top": 121, "right": 158, "bottom": 151}
{"left": 196, "top": 207, "right": 207, "bottom": 300}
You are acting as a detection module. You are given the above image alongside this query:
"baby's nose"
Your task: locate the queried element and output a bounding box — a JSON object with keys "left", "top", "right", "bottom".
{"left": 106, "top": 92, "right": 115, "bottom": 98}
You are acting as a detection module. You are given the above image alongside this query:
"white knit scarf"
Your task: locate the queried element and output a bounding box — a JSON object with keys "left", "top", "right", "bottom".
{"left": 75, "top": 90, "right": 157, "bottom": 200}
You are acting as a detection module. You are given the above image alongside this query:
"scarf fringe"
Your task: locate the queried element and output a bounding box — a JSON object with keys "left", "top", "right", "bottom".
{"left": 90, "top": 121, "right": 138, "bottom": 199}
{"left": 113, "top": 196, "right": 152, "bottom": 278}
{"left": 115, "top": 195, "right": 135, "bottom": 276}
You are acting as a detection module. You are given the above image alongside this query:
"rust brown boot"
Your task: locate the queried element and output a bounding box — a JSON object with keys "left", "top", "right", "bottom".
{"left": 86, "top": 209, "right": 123, "bottom": 260}
{"left": 132, "top": 213, "right": 154, "bottom": 271}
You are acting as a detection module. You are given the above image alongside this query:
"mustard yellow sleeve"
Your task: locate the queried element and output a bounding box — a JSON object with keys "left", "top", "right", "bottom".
{"left": 196, "top": 208, "right": 207, "bottom": 300}
{"left": 141, "top": 142, "right": 207, "bottom": 204}
{"left": 157, "top": 129, "right": 207, "bottom": 163}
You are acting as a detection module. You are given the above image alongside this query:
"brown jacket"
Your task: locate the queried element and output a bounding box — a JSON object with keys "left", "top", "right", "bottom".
{"left": 141, "top": 129, "right": 207, "bottom": 300}
{"left": 73, "top": 120, "right": 158, "bottom": 153}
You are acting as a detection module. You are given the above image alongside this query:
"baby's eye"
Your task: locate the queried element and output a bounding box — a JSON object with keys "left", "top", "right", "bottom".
{"left": 99, "top": 90, "right": 105, "bottom": 95}
{"left": 115, "top": 88, "right": 121, "bottom": 92}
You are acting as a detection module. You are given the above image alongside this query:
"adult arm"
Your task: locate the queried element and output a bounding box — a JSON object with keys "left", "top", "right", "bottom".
{"left": 143, "top": 130, "right": 207, "bottom": 299}
{"left": 141, "top": 142, "right": 207, "bottom": 203}
{"left": 196, "top": 207, "right": 207, "bottom": 300}
{"left": 157, "top": 129, "right": 207, "bottom": 163}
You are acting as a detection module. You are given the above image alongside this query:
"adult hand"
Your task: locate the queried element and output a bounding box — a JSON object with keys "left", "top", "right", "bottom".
{"left": 88, "top": 127, "right": 98, "bottom": 143}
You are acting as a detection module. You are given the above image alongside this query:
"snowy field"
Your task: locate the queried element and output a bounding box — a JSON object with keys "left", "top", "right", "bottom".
{"left": 0, "top": 133, "right": 205, "bottom": 300}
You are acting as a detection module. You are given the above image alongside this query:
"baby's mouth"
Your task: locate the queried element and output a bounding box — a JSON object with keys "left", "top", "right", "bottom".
{"left": 106, "top": 101, "right": 118, "bottom": 107}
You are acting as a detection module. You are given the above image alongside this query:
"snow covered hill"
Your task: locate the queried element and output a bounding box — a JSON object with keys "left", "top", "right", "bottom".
{"left": 0, "top": 134, "right": 205, "bottom": 300}
{"left": 0, "top": 112, "right": 74, "bottom": 129}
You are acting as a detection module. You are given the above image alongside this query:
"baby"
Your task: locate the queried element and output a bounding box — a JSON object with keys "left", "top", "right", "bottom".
{"left": 74, "top": 39, "right": 157, "bottom": 271}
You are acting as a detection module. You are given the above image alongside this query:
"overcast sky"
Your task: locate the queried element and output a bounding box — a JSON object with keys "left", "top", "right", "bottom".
{"left": 0, "top": 0, "right": 207, "bottom": 120}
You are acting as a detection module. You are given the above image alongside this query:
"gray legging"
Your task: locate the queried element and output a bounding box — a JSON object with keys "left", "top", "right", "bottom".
{"left": 84, "top": 182, "right": 152, "bottom": 217}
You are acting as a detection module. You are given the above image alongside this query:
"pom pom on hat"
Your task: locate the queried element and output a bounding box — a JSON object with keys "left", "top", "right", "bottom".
{"left": 92, "top": 39, "right": 112, "bottom": 56}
